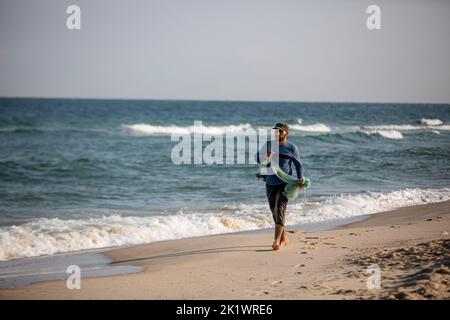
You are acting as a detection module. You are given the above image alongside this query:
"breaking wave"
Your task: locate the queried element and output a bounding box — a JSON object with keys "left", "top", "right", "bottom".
{"left": 1, "top": 187, "right": 449, "bottom": 261}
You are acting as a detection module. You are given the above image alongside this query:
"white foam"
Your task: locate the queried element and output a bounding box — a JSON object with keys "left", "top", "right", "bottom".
{"left": 430, "top": 125, "right": 450, "bottom": 130}
{"left": 0, "top": 212, "right": 271, "bottom": 261}
{"left": 122, "top": 123, "right": 253, "bottom": 135}
{"left": 421, "top": 118, "right": 443, "bottom": 126}
{"left": 1, "top": 187, "right": 449, "bottom": 261}
{"left": 361, "top": 129, "right": 404, "bottom": 140}
{"left": 122, "top": 124, "right": 190, "bottom": 135}
{"left": 233, "top": 187, "right": 450, "bottom": 225}
{"left": 290, "top": 123, "right": 331, "bottom": 132}
{"left": 363, "top": 124, "right": 420, "bottom": 131}
{"left": 122, "top": 121, "right": 450, "bottom": 137}
{"left": 364, "top": 123, "right": 450, "bottom": 131}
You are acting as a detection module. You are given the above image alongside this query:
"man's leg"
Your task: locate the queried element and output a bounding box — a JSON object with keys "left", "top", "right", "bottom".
{"left": 280, "top": 226, "right": 289, "bottom": 246}
{"left": 275, "top": 185, "right": 289, "bottom": 248}
{"left": 265, "top": 184, "right": 277, "bottom": 224}
{"left": 272, "top": 184, "right": 288, "bottom": 250}
{"left": 266, "top": 184, "right": 282, "bottom": 250}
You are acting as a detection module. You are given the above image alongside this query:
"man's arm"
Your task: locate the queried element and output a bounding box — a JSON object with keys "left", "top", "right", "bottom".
{"left": 292, "top": 146, "right": 303, "bottom": 180}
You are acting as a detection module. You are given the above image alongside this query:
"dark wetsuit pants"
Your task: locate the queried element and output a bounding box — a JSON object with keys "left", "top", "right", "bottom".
{"left": 265, "top": 183, "right": 288, "bottom": 226}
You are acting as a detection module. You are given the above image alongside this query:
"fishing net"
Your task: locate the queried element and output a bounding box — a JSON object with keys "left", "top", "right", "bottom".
{"left": 258, "top": 157, "right": 311, "bottom": 200}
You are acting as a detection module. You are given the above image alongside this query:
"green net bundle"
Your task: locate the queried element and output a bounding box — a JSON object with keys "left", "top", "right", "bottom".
{"left": 258, "top": 158, "right": 311, "bottom": 200}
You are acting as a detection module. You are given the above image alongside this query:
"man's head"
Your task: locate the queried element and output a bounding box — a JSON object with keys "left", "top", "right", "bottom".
{"left": 273, "top": 122, "right": 289, "bottom": 142}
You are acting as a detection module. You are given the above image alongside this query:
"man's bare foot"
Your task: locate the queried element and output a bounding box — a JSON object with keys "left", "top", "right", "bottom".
{"left": 273, "top": 224, "right": 283, "bottom": 251}
{"left": 280, "top": 230, "right": 289, "bottom": 246}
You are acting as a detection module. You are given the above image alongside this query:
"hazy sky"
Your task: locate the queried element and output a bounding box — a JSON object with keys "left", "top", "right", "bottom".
{"left": 1, "top": 0, "right": 449, "bottom": 103}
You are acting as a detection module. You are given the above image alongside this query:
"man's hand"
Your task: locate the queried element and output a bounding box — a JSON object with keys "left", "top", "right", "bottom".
{"left": 297, "top": 180, "right": 305, "bottom": 188}
{"left": 266, "top": 152, "right": 275, "bottom": 158}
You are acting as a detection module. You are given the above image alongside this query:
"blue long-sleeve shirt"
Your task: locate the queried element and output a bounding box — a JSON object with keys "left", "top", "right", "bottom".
{"left": 256, "top": 140, "right": 304, "bottom": 186}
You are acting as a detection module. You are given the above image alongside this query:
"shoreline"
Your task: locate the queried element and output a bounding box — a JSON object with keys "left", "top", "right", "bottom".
{"left": 0, "top": 200, "right": 449, "bottom": 299}
{"left": 0, "top": 213, "right": 368, "bottom": 290}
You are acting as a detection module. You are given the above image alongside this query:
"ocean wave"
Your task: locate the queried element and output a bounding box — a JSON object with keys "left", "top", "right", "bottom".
{"left": 122, "top": 121, "right": 449, "bottom": 139}
{"left": 363, "top": 123, "right": 450, "bottom": 131}
{"left": 121, "top": 123, "right": 253, "bottom": 135}
{"left": 123, "top": 122, "right": 333, "bottom": 135}
{"left": 363, "top": 124, "right": 420, "bottom": 131}
{"left": 360, "top": 129, "right": 404, "bottom": 140}
{"left": 290, "top": 123, "right": 332, "bottom": 132}
{"left": 1, "top": 187, "right": 449, "bottom": 261}
{"left": 420, "top": 118, "right": 443, "bottom": 126}
{"left": 431, "top": 125, "right": 450, "bottom": 130}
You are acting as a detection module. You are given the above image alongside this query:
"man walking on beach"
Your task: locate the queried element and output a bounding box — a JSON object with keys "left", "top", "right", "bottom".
{"left": 257, "top": 123, "right": 304, "bottom": 250}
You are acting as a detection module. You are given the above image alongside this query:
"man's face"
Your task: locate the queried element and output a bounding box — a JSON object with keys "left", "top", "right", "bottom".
{"left": 275, "top": 129, "right": 287, "bottom": 141}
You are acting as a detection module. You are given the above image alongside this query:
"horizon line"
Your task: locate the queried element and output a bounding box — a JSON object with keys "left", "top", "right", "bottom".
{"left": 0, "top": 95, "right": 449, "bottom": 106}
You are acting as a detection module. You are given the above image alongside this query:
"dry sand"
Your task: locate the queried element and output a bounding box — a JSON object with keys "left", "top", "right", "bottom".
{"left": 1, "top": 200, "right": 449, "bottom": 300}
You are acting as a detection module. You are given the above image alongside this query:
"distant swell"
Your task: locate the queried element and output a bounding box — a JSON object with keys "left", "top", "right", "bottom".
{"left": 0, "top": 126, "right": 111, "bottom": 134}
{"left": 1, "top": 187, "right": 449, "bottom": 261}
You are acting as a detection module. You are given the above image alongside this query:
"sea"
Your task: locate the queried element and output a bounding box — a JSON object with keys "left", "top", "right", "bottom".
{"left": 1, "top": 98, "right": 450, "bottom": 261}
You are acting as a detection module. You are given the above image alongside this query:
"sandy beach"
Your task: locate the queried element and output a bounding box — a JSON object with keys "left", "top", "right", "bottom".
{"left": 1, "top": 200, "right": 449, "bottom": 300}
{"left": 1, "top": 0, "right": 450, "bottom": 305}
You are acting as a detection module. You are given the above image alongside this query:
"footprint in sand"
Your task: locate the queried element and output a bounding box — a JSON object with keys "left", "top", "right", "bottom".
{"left": 335, "top": 289, "right": 358, "bottom": 295}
